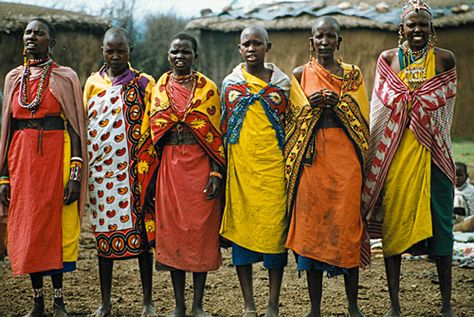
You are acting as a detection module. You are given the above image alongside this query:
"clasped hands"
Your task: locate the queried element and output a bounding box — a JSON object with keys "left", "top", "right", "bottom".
{"left": 308, "top": 89, "right": 339, "bottom": 109}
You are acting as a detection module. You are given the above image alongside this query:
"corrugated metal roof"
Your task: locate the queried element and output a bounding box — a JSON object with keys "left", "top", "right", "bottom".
{"left": 188, "top": 0, "right": 474, "bottom": 31}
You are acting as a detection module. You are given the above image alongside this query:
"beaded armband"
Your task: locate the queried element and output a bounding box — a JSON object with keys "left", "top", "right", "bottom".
{"left": 69, "top": 157, "right": 83, "bottom": 182}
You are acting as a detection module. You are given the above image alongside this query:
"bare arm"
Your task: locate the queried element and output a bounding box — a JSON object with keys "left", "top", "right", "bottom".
{"left": 435, "top": 47, "right": 456, "bottom": 73}
{"left": 64, "top": 122, "right": 82, "bottom": 205}
{"left": 380, "top": 48, "right": 400, "bottom": 73}
{"left": 292, "top": 66, "right": 304, "bottom": 84}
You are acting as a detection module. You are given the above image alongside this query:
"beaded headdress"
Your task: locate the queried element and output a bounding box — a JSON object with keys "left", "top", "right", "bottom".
{"left": 400, "top": 0, "right": 432, "bottom": 21}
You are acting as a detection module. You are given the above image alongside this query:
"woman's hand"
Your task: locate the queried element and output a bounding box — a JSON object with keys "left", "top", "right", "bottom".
{"left": 308, "top": 90, "right": 326, "bottom": 109}
{"left": 204, "top": 175, "right": 221, "bottom": 200}
{"left": 64, "top": 180, "right": 80, "bottom": 205}
{"left": 0, "top": 184, "right": 10, "bottom": 210}
{"left": 308, "top": 89, "right": 339, "bottom": 109}
{"left": 323, "top": 89, "right": 340, "bottom": 108}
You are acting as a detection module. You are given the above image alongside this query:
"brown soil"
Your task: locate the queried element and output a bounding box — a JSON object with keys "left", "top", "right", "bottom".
{"left": 1, "top": 222, "right": 473, "bottom": 317}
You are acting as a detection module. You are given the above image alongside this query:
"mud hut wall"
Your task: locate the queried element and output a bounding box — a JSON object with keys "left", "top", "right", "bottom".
{"left": 0, "top": 30, "right": 104, "bottom": 91}
{"left": 196, "top": 26, "right": 473, "bottom": 138}
{"left": 196, "top": 30, "right": 241, "bottom": 88}
{"left": 437, "top": 26, "right": 474, "bottom": 138}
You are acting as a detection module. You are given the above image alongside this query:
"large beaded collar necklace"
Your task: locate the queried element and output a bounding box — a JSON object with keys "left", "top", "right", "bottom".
{"left": 18, "top": 57, "right": 53, "bottom": 113}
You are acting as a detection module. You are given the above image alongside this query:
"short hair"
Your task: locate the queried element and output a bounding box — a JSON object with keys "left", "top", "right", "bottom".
{"left": 171, "top": 33, "right": 198, "bottom": 53}
{"left": 240, "top": 25, "right": 270, "bottom": 44}
{"left": 311, "top": 16, "right": 341, "bottom": 35}
{"left": 456, "top": 162, "right": 468, "bottom": 174}
{"left": 29, "top": 18, "right": 56, "bottom": 40}
{"left": 103, "top": 27, "right": 132, "bottom": 48}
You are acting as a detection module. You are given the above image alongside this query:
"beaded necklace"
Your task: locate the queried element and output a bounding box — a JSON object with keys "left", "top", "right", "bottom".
{"left": 170, "top": 72, "right": 195, "bottom": 84}
{"left": 401, "top": 41, "right": 432, "bottom": 63}
{"left": 401, "top": 41, "right": 431, "bottom": 89}
{"left": 168, "top": 71, "right": 197, "bottom": 116}
{"left": 18, "top": 57, "right": 53, "bottom": 113}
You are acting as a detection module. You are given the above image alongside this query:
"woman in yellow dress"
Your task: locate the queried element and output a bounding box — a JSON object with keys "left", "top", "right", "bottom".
{"left": 220, "top": 26, "right": 290, "bottom": 317}
{"left": 362, "top": 1, "right": 457, "bottom": 316}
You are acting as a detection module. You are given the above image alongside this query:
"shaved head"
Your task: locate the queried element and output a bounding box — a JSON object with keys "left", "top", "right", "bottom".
{"left": 311, "top": 16, "right": 341, "bottom": 35}
{"left": 103, "top": 27, "right": 132, "bottom": 48}
{"left": 241, "top": 25, "right": 270, "bottom": 44}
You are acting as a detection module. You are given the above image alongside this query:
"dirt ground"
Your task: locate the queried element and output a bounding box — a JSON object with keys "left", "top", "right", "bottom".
{"left": 1, "top": 222, "right": 473, "bottom": 317}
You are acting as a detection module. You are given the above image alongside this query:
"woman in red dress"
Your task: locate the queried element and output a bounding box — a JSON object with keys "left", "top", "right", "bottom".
{"left": 150, "top": 33, "right": 225, "bottom": 317}
{"left": 0, "top": 19, "right": 87, "bottom": 317}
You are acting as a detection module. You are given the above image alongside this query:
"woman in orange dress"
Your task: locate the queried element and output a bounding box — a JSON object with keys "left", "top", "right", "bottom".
{"left": 285, "top": 17, "right": 370, "bottom": 317}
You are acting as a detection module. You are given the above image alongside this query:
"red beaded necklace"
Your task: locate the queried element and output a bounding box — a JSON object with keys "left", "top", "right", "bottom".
{"left": 168, "top": 71, "right": 197, "bottom": 115}
{"left": 18, "top": 57, "right": 53, "bottom": 113}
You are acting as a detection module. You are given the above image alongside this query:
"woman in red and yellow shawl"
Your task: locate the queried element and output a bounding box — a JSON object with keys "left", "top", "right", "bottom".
{"left": 285, "top": 17, "right": 370, "bottom": 317}
{"left": 0, "top": 19, "right": 88, "bottom": 316}
{"left": 362, "top": 1, "right": 457, "bottom": 317}
{"left": 150, "top": 33, "right": 225, "bottom": 317}
{"left": 83, "top": 28, "right": 159, "bottom": 317}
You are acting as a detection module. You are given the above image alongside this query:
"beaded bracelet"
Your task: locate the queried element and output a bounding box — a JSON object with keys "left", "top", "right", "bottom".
{"left": 209, "top": 171, "right": 223, "bottom": 179}
{"left": 69, "top": 164, "right": 82, "bottom": 182}
{"left": 0, "top": 176, "right": 10, "bottom": 186}
{"left": 70, "top": 161, "right": 83, "bottom": 168}
{"left": 70, "top": 156, "right": 83, "bottom": 163}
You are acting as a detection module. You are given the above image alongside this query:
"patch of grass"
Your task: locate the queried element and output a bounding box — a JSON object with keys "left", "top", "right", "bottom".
{"left": 452, "top": 137, "right": 474, "bottom": 174}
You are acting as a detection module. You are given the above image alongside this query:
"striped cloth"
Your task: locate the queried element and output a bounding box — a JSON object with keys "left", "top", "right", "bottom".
{"left": 362, "top": 56, "right": 457, "bottom": 237}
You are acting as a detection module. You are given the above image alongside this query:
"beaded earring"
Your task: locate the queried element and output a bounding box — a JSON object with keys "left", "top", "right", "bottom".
{"left": 398, "top": 25, "right": 404, "bottom": 48}
{"left": 23, "top": 46, "right": 28, "bottom": 67}
{"left": 309, "top": 37, "right": 315, "bottom": 61}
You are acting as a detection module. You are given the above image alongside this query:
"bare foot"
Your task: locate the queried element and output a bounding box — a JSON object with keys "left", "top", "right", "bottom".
{"left": 264, "top": 306, "right": 279, "bottom": 317}
{"left": 52, "top": 302, "right": 69, "bottom": 317}
{"left": 89, "top": 304, "right": 112, "bottom": 317}
{"left": 192, "top": 307, "right": 213, "bottom": 317}
{"left": 242, "top": 308, "right": 257, "bottom": 317}
{"left": 24, "top": 297, "right": 46, "bottom": 317}
{"left": 166, "top": 307, "right": 186, "bottom": 317}
{"left": 142, "top": 303, "right": 158, "bottom": 317}
{"left": 383, "top": 307, "right": 401, "bottom": 317}
{"left": 348, "top": 306, "right": 366, "bottom": 317}
{"left": 441, "top": 308, "right": 458, "bottom": 317}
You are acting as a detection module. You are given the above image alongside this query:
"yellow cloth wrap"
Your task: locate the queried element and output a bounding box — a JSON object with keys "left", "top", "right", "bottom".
{"left": 220, "top": 68, "right": 288, "bottom": 253}
{"left": 381, "top": 49, "right": 436, "bottom": 257}
{"left": 61, "top": 128, "right": 80, "bottom": 262}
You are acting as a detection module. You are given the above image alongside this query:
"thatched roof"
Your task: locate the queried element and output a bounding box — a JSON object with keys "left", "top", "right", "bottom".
{"left": 187, "top": 0, "right": 474, "bottom": 32}
{"left": 0, "top": 2, "right": 109, "bottom": 34}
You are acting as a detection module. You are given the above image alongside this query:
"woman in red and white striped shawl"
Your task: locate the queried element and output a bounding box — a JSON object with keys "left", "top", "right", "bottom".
{"left": 362, "top": 1, "right": 457, "bottom": 317}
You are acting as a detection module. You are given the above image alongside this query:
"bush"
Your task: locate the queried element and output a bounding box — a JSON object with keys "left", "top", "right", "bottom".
{"left": 133, "top": 13, "right": 190, "bottom": 80}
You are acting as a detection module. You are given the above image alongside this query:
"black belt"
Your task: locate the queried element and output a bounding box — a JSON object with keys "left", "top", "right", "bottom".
{"left": 163, "top": 124, "right": 197, "bottom": 145}
{"left": 12, "top": 117, "right": 65, "bottom": 131}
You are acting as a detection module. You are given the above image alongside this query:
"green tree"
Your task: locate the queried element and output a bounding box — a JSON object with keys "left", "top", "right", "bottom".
{"left": 133, "top": 13, "right": 189, "bottom": 80}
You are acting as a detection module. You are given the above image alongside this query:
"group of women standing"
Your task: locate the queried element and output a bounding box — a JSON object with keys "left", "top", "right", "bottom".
{"left": 0, "top": 1, "right": 458, "bottom": 317}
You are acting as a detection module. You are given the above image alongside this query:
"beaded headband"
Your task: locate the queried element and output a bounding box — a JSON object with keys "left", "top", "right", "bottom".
{"left": 400, "top": 0, "right": 432, "bottom": 21}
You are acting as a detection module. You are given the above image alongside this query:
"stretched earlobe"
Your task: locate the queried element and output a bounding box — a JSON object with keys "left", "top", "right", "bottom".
{"left": 266, "top": 42, "right": 272, "bottom": 52}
